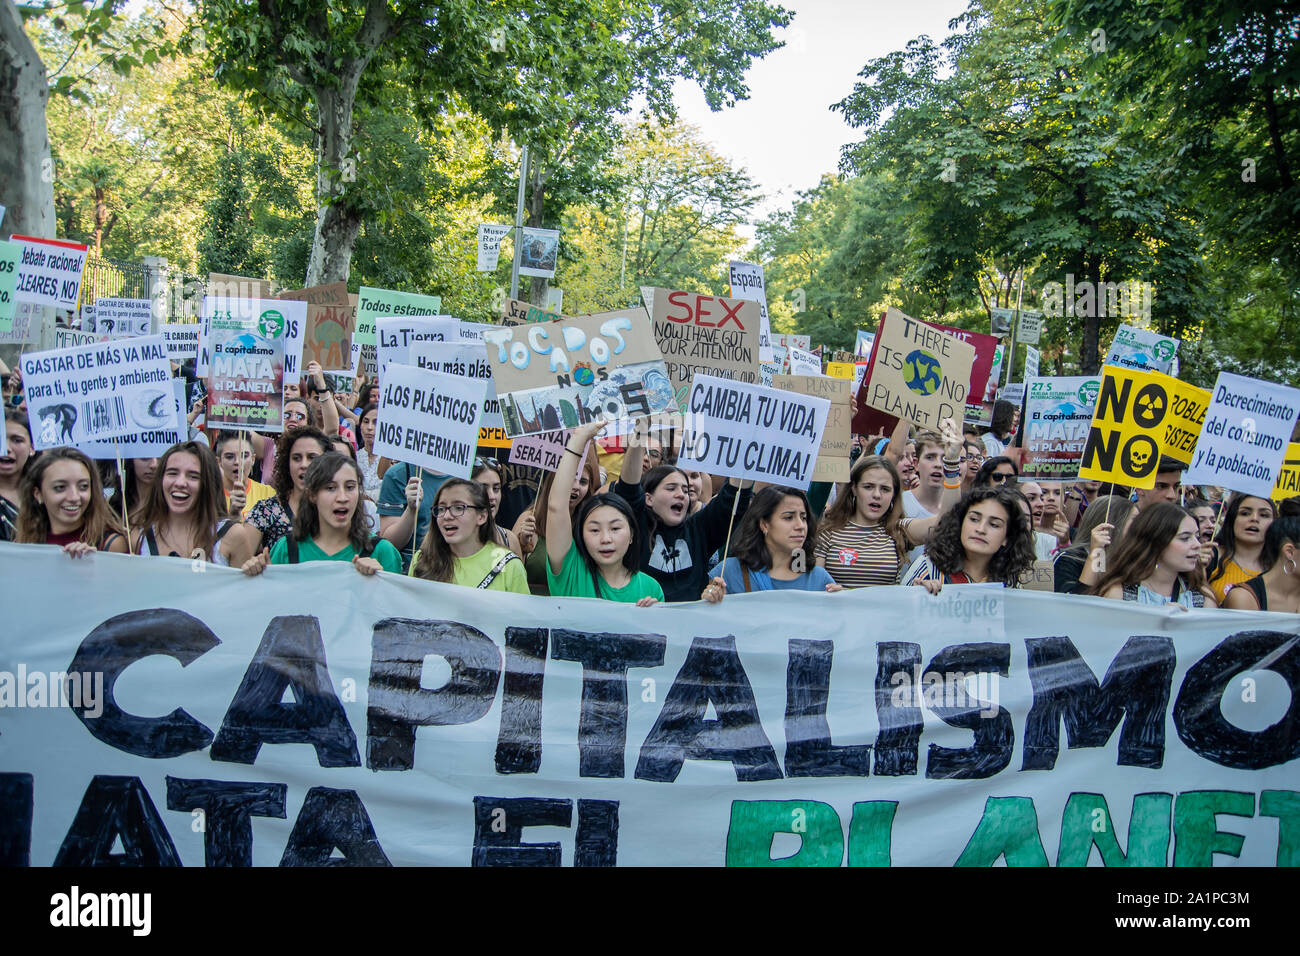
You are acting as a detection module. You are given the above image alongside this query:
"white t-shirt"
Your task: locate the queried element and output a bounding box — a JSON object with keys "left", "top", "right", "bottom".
{"left": 1033, "top": 530, "right": 1056, "bottom": 561}
{"left": 982, "top": 432, "right": 1007, "bottom": 457}
{"left": 902, "top": 491, "right": 934, "bottom": 562}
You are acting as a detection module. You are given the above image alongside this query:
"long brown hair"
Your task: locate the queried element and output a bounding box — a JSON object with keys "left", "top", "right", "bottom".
{"left": 16, "top": 447, "right": 123, "bottom": 546}
{"left": 533, "top": 443, "right": 601, "bottom": 540}
{"left": 1060, "top": 495, "right": 1137, "bottom": 568}
{"left": 817, "top": 454, "right": 907, "bottom": 565}
{"left": 135, "top": 442, "right": 228, "bottom": 561}
{"left": 270, "top": 427, "right": 332, "bottom": 504}
{"left": 1093, "top": 502, "right": 1204, "bottom": 595}
{"left": 413, "top": 478, "right": 493, "bottom": 583}
{"left": 291, "top": 452, "right": 371, "bottom": 554}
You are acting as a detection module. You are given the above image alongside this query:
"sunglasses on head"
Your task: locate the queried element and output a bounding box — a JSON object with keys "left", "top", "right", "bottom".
{"left": 989, "top": 472, "right": 1015, "bottom": 483}
{"left": 474, "top": 457, "right": 502, "bottom": 472}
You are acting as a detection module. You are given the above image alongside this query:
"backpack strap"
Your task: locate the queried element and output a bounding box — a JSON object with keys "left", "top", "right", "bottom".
{"left": 477, "top": 550, "right": 519, "bottom": 590}
{"left": 214, "top": 519, "right": 235, "bottom": 544}
{"left": 741, "top": 564, "right": 752, "bottom": 593}
{"left": 144, "top": 526, "right": 160, "bottom": 556}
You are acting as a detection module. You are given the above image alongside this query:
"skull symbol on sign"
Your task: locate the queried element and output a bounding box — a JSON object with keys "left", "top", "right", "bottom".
{"left": 1124, "top": 436, "right": 1158, "bottom": 476}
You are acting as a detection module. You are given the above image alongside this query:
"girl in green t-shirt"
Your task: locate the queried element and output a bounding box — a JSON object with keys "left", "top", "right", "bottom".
{"left": 546, "top": 420, "right": 663, "bottom": 605}
{"left": 241, "top": 451, "right": 402, "bottom": 577}
{"left": 409, "top": 478, "right": 528, "bottom": 593}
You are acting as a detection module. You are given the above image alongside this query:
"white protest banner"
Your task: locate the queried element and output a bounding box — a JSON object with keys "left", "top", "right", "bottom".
{"left": 508, "top": 428, "right": 590, "bottom": 473}
{"left": 373, "top": 363, "right": 485, "bottom": 476}
{"left": 770, "top": 374, "right": 852, "bottom": 482}
{"left": 354, "top": 287, "right": 442, "bottom": 347}
{"left": 517, "top": 226, "right": 559, "bottom": 278}
{"left": 54, "top": 327, "right": 101, "bottom": 350}
{"left": 998, "top": 382, "right": 1026, "bottom": 409}
{"left": 1184, "top": 372, "right": 1300, "bottom": 499}
{"left": 772, "top": 332, "right": 811, "bottom": 352}
{"left": 457, "top": 320, "right": 498, "bottom": 342}
{"left": 351, "top": 340, "right": 378, "bottom": 378}
{"left": 728, "top": 260, "right": 775, "bottom": 362}
{"left": 205, "top": 307, "right": 286, "bottom": 432}
{"left": 1018, "top": 310, "right": 1043, "bottom": 345}
{"left": 861, "top": 308, "right": 976, "bottom": 431}
{"left": 1021, "top": 377, "right": 1100, "bottom": 481}
{"left": 409, "top": 339, "right": 503, "bottom": 429}
{"left": 376, "top": 316, "right": 461, "bottom": 381}
{"left": 79, "top": 378, "right": 186, "bottom": 459}
{"left": 196, "top": 297, "right": 306, "bottom": 385}
{"left": 5, "top": 544, "right": 1297, "bottom": 867}
{"left": 20, "top": 335, "right": 173, "bottom": 449}
{"left": 0, "top": 239, "right": 20, "bottom": 331}
{"left": 11, "top": 235, "right": 89, "bottom": 311}
{"left": 678, "top": 374, "right": 829, "bottom": 489}
{"left": 1024, "top": 345, "right": 1040, "bottom": 380}
{"left": 161, "top": 323, "right": 200, "bottom": 361}
{"left": 487, "top": 311, "right": 675, "bottom": 438}
{"left": 477, "top": 223, "right": 512, "bottom": 271}
{"left": 853, "top": 361, "right": 869, "bottom": 394}
{"left": 788, "top": 345, "right": 822, "bottom": 377}
{"left": 87, "top": 297, "right": 152, "bottom": 338}
{"left": 1105, "top": 324, "right": 1179, "bottom": 374}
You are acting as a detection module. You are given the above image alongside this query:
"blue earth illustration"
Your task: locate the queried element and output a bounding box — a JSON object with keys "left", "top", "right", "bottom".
{"left": 574, "top": 366, "right": 595, "bottom": 386}
{"left": 902, "top": 349, "right": 942, "bottom": 396}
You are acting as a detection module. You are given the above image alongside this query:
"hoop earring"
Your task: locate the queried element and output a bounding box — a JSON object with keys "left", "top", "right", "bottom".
{"left": 1286, "top": 558, "right": 1296, "bottom": 576}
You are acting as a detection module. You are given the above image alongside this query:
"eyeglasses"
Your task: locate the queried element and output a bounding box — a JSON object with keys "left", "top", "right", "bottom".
{"left": 433, "top": 503, "right": 484, "bottom": 518}
{"left": 989, "top": 472, "right": 1015, "bottom": 483}
{"left": 962, "top": 453, "right": 985, "bottom": 463}
{"left": 474, "top": 457, "right": 503, "bottom": 472}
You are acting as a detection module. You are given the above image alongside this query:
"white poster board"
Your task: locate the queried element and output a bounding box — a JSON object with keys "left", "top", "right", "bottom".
{"left": 372, "top": 363, "right": 487, "bottom": 477}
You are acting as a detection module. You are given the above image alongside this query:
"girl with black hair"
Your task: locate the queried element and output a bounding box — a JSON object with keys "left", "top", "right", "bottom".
{"left": 981, "top": 399, "right": 1019, "bottom": 457}
{"left": 1207, "top": 493, "right": 1276, "bottom": 604}
{"left": 614, "top": 423, "right": 752, "bottom": 602}
{"left": 1095, "top": 503, "right": 1216, "bottom": 608}
{"left": 546, "top": 420, "right": 662, "bottom": 604}
{"left": 701, "top": 486, "right": 841, "bottom": 599}
{"left": 16, "top": 447, "right": 127, "bottom": 556}
{"left": 901, "top": 486, "right": 1036, "bottom": 591}
{"left": 0, "top": 410, "right": 34, "bottom": 541}
{"left": 355, "top": 403, "right": 381, "bottom": 499}
{"left": 410, "top": 478, "right": 528, "bottom": 592}
{"left": 242, "top": 452, "right": 402, "bottom": 576}
{"left": 131, "top": 442, "right": 240, "bottom": 565}
{"left": 521, "top": 443, "right": 602, "bottom": 595}
{"left": 1224, "top": 500, "right": 1300, "bottom": 612}
{"left": 471, "top": 457, "right": 522, "bottom": 556}
{"left": 106, "top": 456, "right": 158, "bottom": 529}
{"left": 233, "top": 426, "right": 332, "bottom": 560}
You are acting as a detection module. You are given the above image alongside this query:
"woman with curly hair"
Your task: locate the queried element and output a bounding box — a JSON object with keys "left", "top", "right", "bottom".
{"left": 900, "top": 486, "right": 1035, "bottom": 592}
{"left": 16, "top": 447, "right": 127, "bottom": 557}
{"left": 131, "top": 442, "right": 240, "bottom": 565}
{"left": 1094, "top": 503, "right": 1216, "bottom": 608}
{"left": 241, "top": 451, "right": 402, "bottom": 576}
{"left": 1206, "top": 493, "right": 1276, "bottom": 604}
{"left": 231, "top": 426, "right": 332, "bottom": 561}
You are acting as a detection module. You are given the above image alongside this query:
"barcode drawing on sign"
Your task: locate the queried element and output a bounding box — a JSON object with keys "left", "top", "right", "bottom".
{"left": 80, "top": 396, "right": 127, "bottom": 436}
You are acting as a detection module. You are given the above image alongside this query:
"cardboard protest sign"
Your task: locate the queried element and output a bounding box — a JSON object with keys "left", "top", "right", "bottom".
{"left": 20, "top": 335, "right": 173, "bottom": 449}
{"left": 1105, "top": 324, "right": 1179, "bottom": 373}
{"left": 859, "top": 308, "right": 975, "bottom": 431}
{"left": 486, "top": 311, "right": 675, "bottom": 438}
{"left": 80, "top": 378, "right": 186, "bottom": 459}
{"left": 770, "top": 374, "right": 852, "bottom": 482}
{"left": 477, "top": 223, "right": 511, "bottom": 271}
{"left": 11, "top": 235, "right": 89, "bottom": 311}
{"left": 6, "top": 544, "right": 1300, "bottom": 866}
{"left": 54, "top": 327, "right": 100, "bottom": 350}
{"left": 0, "top": 239, "right": 23, "bottom": 331}
{"left": 825, "top": 361, "right": 855, "bottom": 379}
{"left": 1184, "top": 372, "right": 1300, "bottom": 499}
{"left": 508, "top": 429, "right": 590, "bottom": 473}
{"left": 678, "top": 374, "right": 830, "bottom": 489}
{"left": 1019, "top": 558, "right": 1055, "bottom": 591}
{"left": 161, "top": 323, "right": 200, "bottom": 361}
{"left": 85, "top": 297, "right": 151, "bottom": 338}
{"left": 788, "top": 345, "right": 822, "bottom": 377}
{"left": 278, "top": 282, "right": 353, "bottom": 372}
{"left": 376, "top": 316, "right": 460, "bottom": 381}
{"left": 1273, "top": 443, "right": 1300, "bottom": 500}
{"left": 373, "top": 363, "right": 486, "bottom": 476}
{"left": 409, "top": 339, "right": 503, "bottom": 429}
{"left": 728, "top": 260, "right": 775, "bottom": 361}
{"left": 651, "top": 288, "right": 762, "bottom": 411}
{"left": 499, "top": 297, "right": 560, "bottom": 327}
{"left": 1078, "top": 366, "right": 1175, "bottom": 488}
{"left": 0, "top": 301, "right": 50, "bottom": 345}
{"left": 354, "top": 286, "right": 442, "bottom": 346}
{"left": 207, "top": 273, "right": 273, "bottom": 300}
{"left": 1021, "top": 377, "right": 1100, "bottom": 480}
{"left": 197, "top": 296, "right": 305, "bottom": 385}
{"left": 204, "top": 306, "right": 286, "bottom": 432}
{"left": 517, "top": 227, "right": 559, "bottom": 278}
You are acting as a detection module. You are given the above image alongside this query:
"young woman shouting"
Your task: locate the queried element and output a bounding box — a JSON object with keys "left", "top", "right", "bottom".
{"left": 410, "top": 478, "right": 528, "bottom": 593}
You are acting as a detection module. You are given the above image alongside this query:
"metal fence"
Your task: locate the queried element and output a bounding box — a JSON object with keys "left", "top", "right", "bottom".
{"left": 79, "top": 254, "right": 206, "bottom": 324}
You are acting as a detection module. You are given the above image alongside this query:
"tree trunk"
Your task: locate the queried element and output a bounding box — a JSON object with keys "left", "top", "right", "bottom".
{"left": 1080, "top": 258, "right": 1100, "bottom": 374}
{"left": 304, "top": 84, "right": 362, "bottom": 286}
{"left": 0, "top": 1, "right": 56, "bottom": 239}
{"left": 526, "top": 156, "right": 549, "bottom": 305}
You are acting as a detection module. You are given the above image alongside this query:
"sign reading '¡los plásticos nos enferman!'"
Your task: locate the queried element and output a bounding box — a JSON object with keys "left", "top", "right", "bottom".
{"left": 861, "top": 308, "right": 976, "bottom": 430}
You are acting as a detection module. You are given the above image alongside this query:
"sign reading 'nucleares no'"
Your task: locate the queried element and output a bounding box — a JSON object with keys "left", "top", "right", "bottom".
{"left": 373, "top": 363, "right": 486, "bottom": 477}
{"left": 1079, "top": 366, "right": 1211, "bottom": 489}
{"left": 10, "top": 234, "right": 89, "bottom": 312}
{"left": 485, "top": 311, "right": 675, "bottom": 438}
{"left": 677, "top": 375, "right": 830, "bottom": 489}
{"left": 2, "top": 545, "right": 1298, "bottom": 867}
{"left": 858, "top": 308, "right": 976, "bottom": 431}
{"left": 650, "top": 288, "right": 763, "bottom": 412}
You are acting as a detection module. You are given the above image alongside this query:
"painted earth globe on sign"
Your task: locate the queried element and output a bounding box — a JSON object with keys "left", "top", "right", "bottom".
{"left": 902, "top": 348, "right": 943, "bottom": 396}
